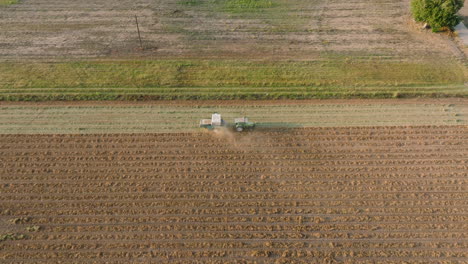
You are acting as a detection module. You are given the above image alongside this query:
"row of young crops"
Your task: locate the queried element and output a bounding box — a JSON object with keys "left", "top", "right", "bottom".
{"left": 0, "top": 126, "right": 466, "bottom": 263}
{"left": 1, "top": 84, "right": 467, "bottom": 101}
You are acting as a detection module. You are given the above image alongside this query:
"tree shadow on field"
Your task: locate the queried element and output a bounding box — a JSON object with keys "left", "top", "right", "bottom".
{"left": 463, "top": 16, "right": 468, "bottom": 27}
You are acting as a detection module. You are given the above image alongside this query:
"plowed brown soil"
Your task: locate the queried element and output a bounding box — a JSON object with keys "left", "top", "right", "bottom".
{"left": 0, "top": 125, "right": 467, "bottom": 263}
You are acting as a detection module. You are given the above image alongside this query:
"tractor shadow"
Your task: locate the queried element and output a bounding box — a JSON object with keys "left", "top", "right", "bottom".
{"left": 208, "top": 122, "right": 303, "bottom": 151}
{"left": 253, "top": 122, "right": 303, "bottom": 132}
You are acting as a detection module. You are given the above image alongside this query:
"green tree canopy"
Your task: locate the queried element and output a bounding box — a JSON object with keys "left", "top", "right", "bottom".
{"left": 411, "top": 0, "right": 465, "bottom": 32}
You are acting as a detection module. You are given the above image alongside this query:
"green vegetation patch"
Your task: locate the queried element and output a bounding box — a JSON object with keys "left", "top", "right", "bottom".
{"left": 0, "top": 58, "right": 466, "bottom": 101}
{"left": 177, "top": 0, "right": 204, "bottom": 6}
{"left": 0, "top": 233, "right": 26, "bottom": 242}
{"left": 0, "top": 59, "right": 464, "bottom": 89}
{"left": 224, "top": 0, "right": 278, "bottom": 12}
{"left": 26, "top": 226, "right": 41, "bottom": 232}
{"left": 0, "top": 0, "right": 18, "bottom": 6}
{"left": 177, "top": 0, "right": 279, "bottom": 13}
{"left": 411, "top": 0, "right": 464, "bottom": 31}
{"left": 172, "top": 0, "right": 304, "bottom": 40}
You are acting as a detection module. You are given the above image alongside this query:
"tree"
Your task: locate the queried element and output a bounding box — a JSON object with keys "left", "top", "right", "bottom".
{"left": 411, "top": 0, "right": 465, "bottom": 32}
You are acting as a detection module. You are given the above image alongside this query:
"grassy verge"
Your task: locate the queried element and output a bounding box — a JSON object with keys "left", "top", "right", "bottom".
{"left": 223, "top": 0, "right": 279, "bottom": 12}
{"left": 0, "top": 59, "right": 466, "bottom": 101}
{"left": 0, "top": 0, "right": 18, "bottom": 6}
{"left": 178, "top": 0, "right": 279, "bottom": 13}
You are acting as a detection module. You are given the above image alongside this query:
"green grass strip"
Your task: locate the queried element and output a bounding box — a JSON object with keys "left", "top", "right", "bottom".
{"left": 0, "top": 0, "right": 18, "bottom": 6}
{"left": 0, "top": 59, "right": 466, "bottom": 101}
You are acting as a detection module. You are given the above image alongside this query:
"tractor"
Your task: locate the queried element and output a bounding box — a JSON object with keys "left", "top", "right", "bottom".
{"left": 233, "top": 117, "right": 255, "bottom": 132}
{"left": 200, "top": 113, "right": 255, "bottom": 132}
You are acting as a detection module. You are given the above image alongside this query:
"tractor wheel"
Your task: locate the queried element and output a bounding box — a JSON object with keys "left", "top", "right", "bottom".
{"left": 236, "top": 126, "right": 243, "bottom": 132}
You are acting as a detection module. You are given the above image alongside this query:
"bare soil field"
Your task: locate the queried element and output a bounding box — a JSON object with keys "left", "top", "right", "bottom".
{"left": 0, "top": 99, "right": 467, "bottom": 134}
{"left": 0, "top": 125, "right": 467, "bottom": 263}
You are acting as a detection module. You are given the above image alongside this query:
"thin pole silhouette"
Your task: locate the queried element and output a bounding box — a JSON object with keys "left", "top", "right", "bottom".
{"left": 135, "top": 15, "right": 143, "bottom": 49}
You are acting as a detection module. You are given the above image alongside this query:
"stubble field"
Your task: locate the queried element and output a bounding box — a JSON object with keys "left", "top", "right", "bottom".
{"left": 0, "top": 99, "right": 467, "bottom": 134}
{"left": 0, "top": 0, "right": 460, "bottom": 60}
{"left": 0, "top": 0, "right": 466, "bottom": 99}
{"left": 0, "top": 123, "right": 467, "bottom": 263}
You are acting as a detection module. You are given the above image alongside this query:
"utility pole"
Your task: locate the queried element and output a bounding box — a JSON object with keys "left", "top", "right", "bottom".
{"left": 135, "top": 15, "right": 143, "bottom": 49}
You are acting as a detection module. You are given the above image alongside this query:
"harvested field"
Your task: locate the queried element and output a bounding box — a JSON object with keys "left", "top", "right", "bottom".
{"left": 0, "top": 0, "right": 466, "bottom": 99}
{"left": 0, "top": 125, "right": 467, "bottom": 263}
{"left": 0, "top": 99, "right": 467, "bottom": 134}
{"left": 0, "top": 0, "right": 460, "bottom": 60}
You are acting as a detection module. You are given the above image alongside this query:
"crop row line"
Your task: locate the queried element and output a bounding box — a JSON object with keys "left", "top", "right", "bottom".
{"left": 0, "top": 114, "right": 460, "bottom": 122}
{"left": 4, "top": 171, "right": 465, "bottom": 179}
{"left": 18, "top": 218, "right": 468, "bottom": 227}
{"left": 2, "top": 191, "right": 463, "bottom": 199}
{"left": 3, "top": 177, "right": 467, "bottom": 185}
{"left": 4, "top": 189, "right": 467, "bottom": 197}
{"left": 2, "top": 246, "right": 466, "bottom": 258}
{"left": 0, "top": 109, "right": 462, "bottom": 115}
{"left": 2, "top": 84, "right": 463, "bottom": 91}
{"left": 6, "top": 168, "right": 466, "bottom": 176}
{"left": 1, "top": 132, "right": 465, "bottom": 139}
{"left": 2, "top": 146, "right": 466, "bottom": 155}
{"left": 12, "top": 197, "right": 461, "bottom": 211}
{"left": 6, "top": 238, "right": 466, "bottom": 243}
{"left": 14, "top": 220, "right": 468, "bottom": 228}
{"left": 2, "top": 149, "right": 467, "bottom": 157}
{"left": 12, "top": 229, "right": 467, "bottom": 236}
{"left": 3, "top": 247, "right": 466, "bottom": 254}
{"left": 4, "top": 168, "right": 466, "bottom": 175}
{"left": 1, "top": 132, "right": 464, "bottom": 140}
{"left": 6, "top": 203, "right": 467, "bottom": 213}
{"left": 4, "top": 160, "right": 467, "bottom": 167}
{"left": 2, "top": 196, "right": 466, "bottom": 203}
{"left": 1, "top": 132, "right": 466, "bottom": 140}
{"left": 12, "top": 212, "right": 468, "bottom": 218}
{"left": 2, "top": 139, "right": 466, "bottom": 148}
{"left": 4, "top": 177, "right": 466, "bottom": 185}
{"left": 3, "top": 189, "right": 467, "bottom": 198}
{"left": 4, "top": 256, "right": 467, "bottom": 264}
{"left": 2, "top": 142, "right": 466, "bottom": 151}
{"left": 4, "top": 156, "right": 467, "bottom": 163}
{"left": 1, "top": 127, "right": 464, "bottom": 136}
{"left": 5, "top": 160, "right": 466, "bottom": 168}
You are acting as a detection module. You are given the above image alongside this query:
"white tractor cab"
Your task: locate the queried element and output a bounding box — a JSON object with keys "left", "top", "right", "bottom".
{"left": 199, "top": 113, "right": 225, "bottom": 129}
